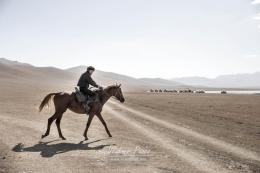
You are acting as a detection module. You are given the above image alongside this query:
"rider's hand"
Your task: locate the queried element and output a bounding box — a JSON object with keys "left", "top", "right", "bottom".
{"left": 98, "top": 86, "right": 103, "bottom": 90}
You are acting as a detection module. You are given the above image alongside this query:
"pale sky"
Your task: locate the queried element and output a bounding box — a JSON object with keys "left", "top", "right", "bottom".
{"left": 0, "top": 0, "right": 260, "bottom": 78}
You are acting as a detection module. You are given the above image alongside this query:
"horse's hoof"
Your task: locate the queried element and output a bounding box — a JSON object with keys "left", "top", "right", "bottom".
{"left": 109, "top": 135, "right": 112, "bottom": 137}
{"left": 84, "top": 137, "right": 88, "bottom": 141}
{"left": 61, "top": 137, "right": 66, "bottom": 140}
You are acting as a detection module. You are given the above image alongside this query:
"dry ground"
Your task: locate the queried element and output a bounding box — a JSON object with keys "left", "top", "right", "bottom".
{"left": 0, "top": 88, "right": 260, "bottom": 173}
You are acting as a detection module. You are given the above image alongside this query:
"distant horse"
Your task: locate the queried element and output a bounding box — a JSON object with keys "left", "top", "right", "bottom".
{"left": 39, "top": 84, "right": 125, "bottom": 140}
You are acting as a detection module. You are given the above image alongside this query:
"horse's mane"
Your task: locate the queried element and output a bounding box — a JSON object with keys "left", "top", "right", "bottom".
{"left": 104, "top": 85, "right": 118, "bottom": 90}
{"left": 94, "top": 85, "right": 117, "bottom": 95}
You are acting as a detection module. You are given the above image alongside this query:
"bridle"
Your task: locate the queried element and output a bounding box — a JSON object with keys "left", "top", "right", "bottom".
{"left": 113, "top": 87, "right": 121, "bottom": 100}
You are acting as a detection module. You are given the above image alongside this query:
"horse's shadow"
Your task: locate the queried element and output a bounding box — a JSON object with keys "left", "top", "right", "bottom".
{"left": 12, "top": 139, "right": 114, "bottom": 158}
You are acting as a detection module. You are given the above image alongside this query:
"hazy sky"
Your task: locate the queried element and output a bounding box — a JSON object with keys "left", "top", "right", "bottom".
{"left": 0, "top": 0, "right": 260, "bottom": 78}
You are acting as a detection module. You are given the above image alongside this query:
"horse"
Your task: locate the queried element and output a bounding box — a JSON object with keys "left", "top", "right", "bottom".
{"left": 39, "top": 84, "right": 125, "bottom": 140}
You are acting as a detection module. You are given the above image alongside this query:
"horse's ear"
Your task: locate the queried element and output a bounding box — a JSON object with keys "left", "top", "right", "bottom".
{"left": 118, "top": 84, "right": 121, "bottom": 88}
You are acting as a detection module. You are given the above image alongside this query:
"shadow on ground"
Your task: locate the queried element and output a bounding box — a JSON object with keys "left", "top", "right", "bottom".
{"left": 12, "top": 139, "right": 114, "bottom": 158}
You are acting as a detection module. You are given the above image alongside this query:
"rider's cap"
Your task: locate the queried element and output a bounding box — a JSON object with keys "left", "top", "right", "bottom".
{"left": 87, "top": 66, "right": 95, "bottom": 71}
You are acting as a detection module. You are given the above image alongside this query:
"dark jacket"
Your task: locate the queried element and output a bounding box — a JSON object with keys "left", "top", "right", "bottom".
{"left": 77, "top": 71, "right": 98, "bottom": 88}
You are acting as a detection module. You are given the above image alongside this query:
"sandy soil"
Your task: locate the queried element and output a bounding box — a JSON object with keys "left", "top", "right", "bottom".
{"left": 0, "top": 89, "right": 259, "bottom": 173}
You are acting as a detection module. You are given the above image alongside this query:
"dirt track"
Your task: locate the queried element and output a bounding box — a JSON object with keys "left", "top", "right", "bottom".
{"left": 0, "top": 91, "right": 260, "bottom": 173}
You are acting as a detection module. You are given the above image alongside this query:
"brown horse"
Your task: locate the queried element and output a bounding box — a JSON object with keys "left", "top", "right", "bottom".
{"left": 39, "top": 84, "right": 125, "bottom": 140}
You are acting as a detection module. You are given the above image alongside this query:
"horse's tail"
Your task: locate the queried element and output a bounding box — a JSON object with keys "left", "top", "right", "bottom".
{"left": 39, "top": 93, "right": 57, "bottom": 112}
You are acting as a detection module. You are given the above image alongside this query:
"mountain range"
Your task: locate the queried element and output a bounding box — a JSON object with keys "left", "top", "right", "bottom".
{"left": 172, "top": 73, "right": 260, "bottom": 88}
{"left": 1, "top": 58, "right": 259, "bottom": 90}
{"left": 0, "top": 58, "right": 185, "bottom": 91}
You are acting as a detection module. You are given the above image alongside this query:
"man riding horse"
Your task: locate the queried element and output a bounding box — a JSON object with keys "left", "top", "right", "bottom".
{"left": 39, "top": 67, "right": 125, "bottom": 140}
{"left": 77, "top": 66, "right": 103, "bottom": 112}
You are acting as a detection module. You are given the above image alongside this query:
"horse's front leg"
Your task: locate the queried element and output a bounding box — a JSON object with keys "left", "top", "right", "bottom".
{"left": 96, "top": 113, "right": 112, "bottom": 137}
{"left": 83, "top": 113, "right": 94, "bottom": 140}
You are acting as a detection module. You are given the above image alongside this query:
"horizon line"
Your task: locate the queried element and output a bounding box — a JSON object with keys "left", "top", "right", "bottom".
{"left": 0, "top": 57, "right": 259, "bottom": 80}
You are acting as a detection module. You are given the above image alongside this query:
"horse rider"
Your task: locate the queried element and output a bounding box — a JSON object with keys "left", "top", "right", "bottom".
{"left": 77, "top": 66, "right": 103, "bottom": 112}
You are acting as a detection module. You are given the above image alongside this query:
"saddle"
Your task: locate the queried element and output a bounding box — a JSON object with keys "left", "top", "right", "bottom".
{"left": 74, "top": 87, "right": 99, "bottom": 103}
{"left": 75, "top": 87, "right": 86, "bottom": 103}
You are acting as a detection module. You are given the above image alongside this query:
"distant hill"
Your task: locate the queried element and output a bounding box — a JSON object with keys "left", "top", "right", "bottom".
{"left": 0, "top": 58, "right": 185, "bottom": 91}
{"left": 173, "top": 72, "right": 260, "bottom": 88}
{"left": 0, "top": 58, "right": 76, "bottom": 92}
{"left": 3, "top": 58, "right": 258, "bottom": 90}
{"left": 0, "top": 57, "right": 32, "bottom": 66}
{"left": 67, "top": 66, "right": 186, "bottom": 90}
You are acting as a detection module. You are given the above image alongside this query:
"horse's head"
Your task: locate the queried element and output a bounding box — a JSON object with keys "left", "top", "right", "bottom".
{"left": 106, "top": 84, "right": 125, "bottom": 103}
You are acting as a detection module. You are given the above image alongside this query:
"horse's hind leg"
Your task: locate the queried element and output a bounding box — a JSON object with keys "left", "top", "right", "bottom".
{"left": 42, "top": 112, "right": 59, "bottom": 139}
{"left": 55, "top": 113, "right": 66, "bottom": 140}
